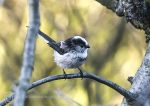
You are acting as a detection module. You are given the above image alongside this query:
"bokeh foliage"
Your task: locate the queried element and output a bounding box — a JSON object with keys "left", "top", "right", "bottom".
{"left": 0, "top": 0, "right": 146, "bottom": 106}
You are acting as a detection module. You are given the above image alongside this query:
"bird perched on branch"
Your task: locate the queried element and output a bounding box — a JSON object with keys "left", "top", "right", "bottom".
{"left": 38, "top": 31, "right": 90, "bottom": 78}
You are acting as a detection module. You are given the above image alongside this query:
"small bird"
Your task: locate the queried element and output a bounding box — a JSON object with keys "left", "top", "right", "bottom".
{"left": 38, "top": 32, "right": 90, "bottom": 78}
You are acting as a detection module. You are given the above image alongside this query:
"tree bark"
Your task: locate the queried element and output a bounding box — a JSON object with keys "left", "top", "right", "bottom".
{"left": 96, "top": 0, "right": 150, "bottom": 105}
{"left": 13, "top": 0, "right": 40, "bottom": 106}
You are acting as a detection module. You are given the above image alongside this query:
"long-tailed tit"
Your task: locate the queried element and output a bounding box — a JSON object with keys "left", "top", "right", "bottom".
{"left": 38, "top": 32, "right": 90, "bottom": 78}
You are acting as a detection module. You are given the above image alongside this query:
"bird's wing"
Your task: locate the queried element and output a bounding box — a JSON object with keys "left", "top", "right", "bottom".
{"left": 56, "top": 42, "right": 70, "bottom": 53}
{"left": 56, "top": 42, "right": 61, "bottom": 47}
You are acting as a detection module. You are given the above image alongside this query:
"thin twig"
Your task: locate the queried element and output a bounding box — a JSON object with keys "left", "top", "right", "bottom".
{"left": 0, "top": 72, "right": 137, "bottom": 106}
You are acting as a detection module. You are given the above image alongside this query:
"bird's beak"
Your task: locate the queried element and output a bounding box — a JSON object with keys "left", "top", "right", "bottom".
{"left": 86, "top": 45, "right": 90, "bottom": 48}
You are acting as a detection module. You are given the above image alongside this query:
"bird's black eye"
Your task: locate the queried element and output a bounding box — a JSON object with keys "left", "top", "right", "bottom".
{"left": 80, "top": 45, "right": 84, "bottom": 48}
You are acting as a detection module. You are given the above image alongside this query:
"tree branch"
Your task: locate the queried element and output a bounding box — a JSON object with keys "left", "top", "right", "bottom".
{"left": 95, "top": 0, "right": 150, "bottom": 105}
{"left": 0, "top": 72, "right": 137, "bottom": 106}
{"left": 13, "top": 0, "right": 40, "bottom": 106}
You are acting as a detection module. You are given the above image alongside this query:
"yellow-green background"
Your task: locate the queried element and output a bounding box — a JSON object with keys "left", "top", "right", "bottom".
{"left": 0, "top": 0, "right": 146, "bottom": 106}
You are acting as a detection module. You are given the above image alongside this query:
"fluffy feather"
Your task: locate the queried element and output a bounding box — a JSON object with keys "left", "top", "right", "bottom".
{"left": 54, "top": 49, "right": 87, "bottom": 68}
{"left": 38, "top": 34, "right": 89, "bottom": 69}
{"left": 53, "top": 36, "right": 89, "bottom": 69}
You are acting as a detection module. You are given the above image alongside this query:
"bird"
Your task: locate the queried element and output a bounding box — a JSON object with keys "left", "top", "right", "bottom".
{"left": 38, "top": 31, "right": 90, "bottom": 78}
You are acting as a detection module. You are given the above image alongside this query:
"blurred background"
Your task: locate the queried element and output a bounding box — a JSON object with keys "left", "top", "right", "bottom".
{"left": 0, "top": 0, "right": 146, "bottom": 106}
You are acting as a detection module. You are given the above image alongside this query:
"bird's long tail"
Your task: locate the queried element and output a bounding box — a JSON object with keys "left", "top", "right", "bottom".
{"left": 38, "top": 30, "right": 56, "bottom": 44}
{"left": 38, "top": 30, "right": 64, "bottom": 55}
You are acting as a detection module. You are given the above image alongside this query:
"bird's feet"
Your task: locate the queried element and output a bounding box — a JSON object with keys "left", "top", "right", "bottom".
{"left": 78, "top": 67, "right": 84, "bottom": 79}
{"left": 63, "top": 69, "right": 67, "bottom": 80}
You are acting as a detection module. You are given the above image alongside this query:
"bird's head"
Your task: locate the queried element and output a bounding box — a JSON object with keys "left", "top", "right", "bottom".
{"left": 60, "top": 36, "right": 90, "bottom": 53}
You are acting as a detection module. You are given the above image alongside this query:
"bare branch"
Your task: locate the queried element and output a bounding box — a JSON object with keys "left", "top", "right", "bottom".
{"left": 0, "top": 72, "right": 136, "bottom": 106}
{"left": 13, "top": 0, "right": 40, "bottom": 106}
{"left": 94, "top": 0, "right": 150, "bottom": 105}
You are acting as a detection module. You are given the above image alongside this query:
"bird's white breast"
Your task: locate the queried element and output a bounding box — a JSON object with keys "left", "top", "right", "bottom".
{"left": 54, "top": 50, "right": 87, "bottom": 69}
